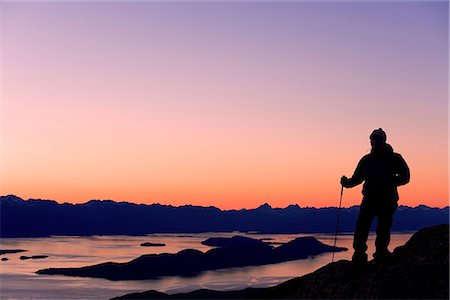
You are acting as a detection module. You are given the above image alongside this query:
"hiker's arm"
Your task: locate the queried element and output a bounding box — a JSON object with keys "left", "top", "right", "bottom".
{"left": 342, "top": 158, "right": 365, "bottom": 188}
{"left": 395, "top": 154, "right": 410, "bottom": 186}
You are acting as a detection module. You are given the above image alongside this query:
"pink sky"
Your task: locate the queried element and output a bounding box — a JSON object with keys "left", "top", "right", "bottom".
{"left": 1, "top": 2, "right": 448, "bottom": 209}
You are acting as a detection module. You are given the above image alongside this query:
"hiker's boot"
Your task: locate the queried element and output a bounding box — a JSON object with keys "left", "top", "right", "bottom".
{"left": 373, "top": 250, "right": 392, "bottom": 265}
{"left": 352, "top": 251, "right": 368, "bottom": 264}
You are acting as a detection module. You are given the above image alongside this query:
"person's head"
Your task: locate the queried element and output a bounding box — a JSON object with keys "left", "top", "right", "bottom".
{"left": 370, "top": 128, "right": 387, "bottom": 153}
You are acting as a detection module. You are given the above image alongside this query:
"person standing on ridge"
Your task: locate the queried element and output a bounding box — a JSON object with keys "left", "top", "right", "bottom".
{"left": 341, "top": 128, "right": 410, "bottom": 264}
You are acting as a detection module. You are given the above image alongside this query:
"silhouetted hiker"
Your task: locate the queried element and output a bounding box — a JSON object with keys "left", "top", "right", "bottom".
{"left": 341, "top": 128, "right": 410, "bottom": 264}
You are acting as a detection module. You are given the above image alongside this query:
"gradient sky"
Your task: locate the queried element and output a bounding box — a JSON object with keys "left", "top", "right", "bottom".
{"left": 1, "top": 1, "right": 448, "bottom": 209}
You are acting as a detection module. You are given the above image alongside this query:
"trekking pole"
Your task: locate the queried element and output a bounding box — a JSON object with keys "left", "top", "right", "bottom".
{"left": 331, "top": 184, "right": 344, "bottom": 263}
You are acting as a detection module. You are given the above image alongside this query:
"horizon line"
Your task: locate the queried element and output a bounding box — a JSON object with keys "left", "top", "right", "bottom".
{"left": 1, "top": 194, "right": 448, "bottom": 210}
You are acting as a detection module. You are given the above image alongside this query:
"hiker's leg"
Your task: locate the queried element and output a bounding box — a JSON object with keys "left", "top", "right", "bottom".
{"left": 353, "top": 199, "right": 375, "bottom": 261}
{"left": 374, "top": 201, "right": 397, "bottom": 258}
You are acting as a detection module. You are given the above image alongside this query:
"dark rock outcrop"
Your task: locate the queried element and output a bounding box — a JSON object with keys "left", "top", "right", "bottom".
{"left": 114, "top": 224, "right": 449, "bottom": 299}
{"left": 36, "top": 236, "right": 346, "bottom": 280}
{"left": 140, "top": 242, "right": 166, "bottom": 247}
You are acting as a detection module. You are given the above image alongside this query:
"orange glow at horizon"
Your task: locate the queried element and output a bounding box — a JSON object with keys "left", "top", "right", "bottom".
{"left": 2, "top": 132, "right": 447, "bottom": 209}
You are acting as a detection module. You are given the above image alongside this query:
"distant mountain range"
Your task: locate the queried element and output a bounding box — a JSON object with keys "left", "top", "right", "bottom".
{"left": 1, "top": 195, "right": 448, "bottom": 238}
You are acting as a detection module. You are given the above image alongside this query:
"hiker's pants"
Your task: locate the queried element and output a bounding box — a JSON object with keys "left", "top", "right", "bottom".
{"left": 353, "top": 197, "right": 398, "bottom": 255}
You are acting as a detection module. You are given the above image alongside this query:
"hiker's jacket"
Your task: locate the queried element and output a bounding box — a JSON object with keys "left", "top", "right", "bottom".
{"left": 345, "top": 144, "right": 410, "bottom": 201}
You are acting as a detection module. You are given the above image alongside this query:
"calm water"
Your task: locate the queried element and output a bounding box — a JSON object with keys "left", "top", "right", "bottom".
{"left": 0, "top": 232, "right": 413, "bottom": 300}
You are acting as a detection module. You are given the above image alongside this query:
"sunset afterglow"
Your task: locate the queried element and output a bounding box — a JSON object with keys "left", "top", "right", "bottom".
{"left": 1, "top": 2, "right": 448, "bottom": 209}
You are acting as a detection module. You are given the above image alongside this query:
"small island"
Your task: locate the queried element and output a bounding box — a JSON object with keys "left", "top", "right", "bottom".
{"left": 20, "top": 255, "right": 48, "bottom": 260}
{"left": 0, "top": 249, "right": 27, "bottom": 255}
{"left": 37, "top": 236, "right": 346, "bottom": 280}
{"left": 140, "top": 242, "right": 166, "bottom": 247}
{"left": 201, "top": 236, "right": 269, "bottom": 248}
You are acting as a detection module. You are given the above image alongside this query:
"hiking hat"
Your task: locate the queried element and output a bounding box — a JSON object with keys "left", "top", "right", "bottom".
{"left": 370, "top": 128, "right": 387, "bottom": 143}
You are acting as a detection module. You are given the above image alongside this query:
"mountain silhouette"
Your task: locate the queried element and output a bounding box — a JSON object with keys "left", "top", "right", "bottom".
{"left": 36, "top": 235, "right": 346, "bottom": 280}
{"left": 114, "top": 224, "right": 449, "bottom": 299}
{"left": 1, "top": 195, "right": 448, "bottom": 237}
